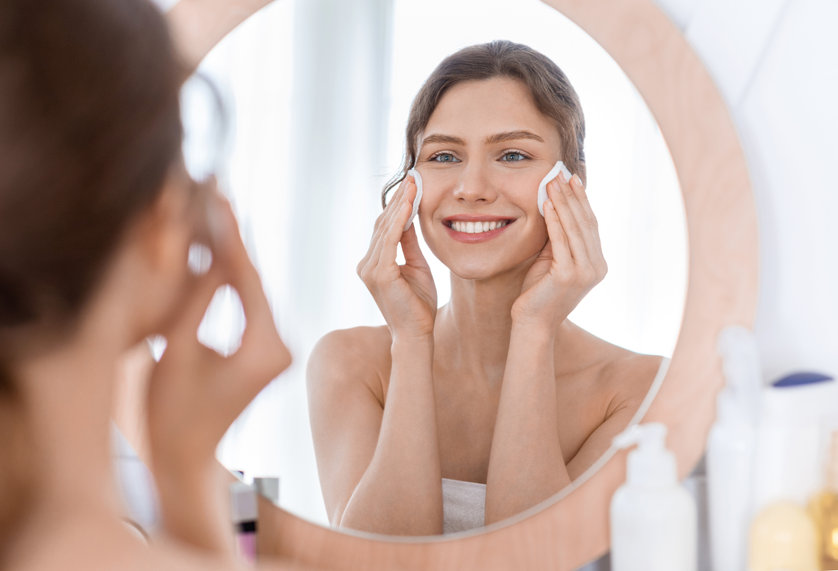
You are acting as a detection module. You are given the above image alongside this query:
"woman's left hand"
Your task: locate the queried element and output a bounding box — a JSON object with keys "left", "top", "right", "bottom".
{"left": 511, "top": 172, "right": 607, "bottom": 330}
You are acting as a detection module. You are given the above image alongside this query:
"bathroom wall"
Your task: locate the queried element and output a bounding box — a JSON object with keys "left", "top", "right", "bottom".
{"left": 656, "top": 0, "right": 838, "bottom": 382}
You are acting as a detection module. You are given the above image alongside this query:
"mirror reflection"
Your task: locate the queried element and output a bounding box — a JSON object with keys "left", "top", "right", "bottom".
{"left": 191, "top": 0, "right": 686, "bottom": 533}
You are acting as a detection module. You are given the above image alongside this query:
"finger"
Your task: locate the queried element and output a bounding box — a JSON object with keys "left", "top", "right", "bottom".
{"left": 164, "top": 264, "right": 226, "bottom": 348}
{"left": 204, "top": 199, "right": 289, "bottom": 380}
{"left": 548, "top": 178, "right": 588, "bottom": 263}
{"left": 359, "top": 201, "right": 396, "bottom": 276}
{"left": 379, "top": 175, "right": 410, "bottom": 232}
{"left": 567, "top": 174, "right": 594, "bottom": 217}
{"left": 565, "top": 174, "right": 605, "bottom": 261}
{"left": 375, "top": 182, "right": 415, "bottom": 268}
{"left": 544, "top": 199, "right": 573, "bottom": 268}
{"left": 216, "top": 212, "right": 286, "bottom": 370}
{"left": 360, "top": 208, "right": 400, "bottom": 281}
{"left": 400, "top": 224, "right": 430, "bottom": 270}
{"left": 553, "top": 174, "right": 592, "bottom": 236}
{"left": 381, "top": 176, "right": 415, "bottom": 231}
{"left": 363, "top": 177, "right": 415, "bottom": 273}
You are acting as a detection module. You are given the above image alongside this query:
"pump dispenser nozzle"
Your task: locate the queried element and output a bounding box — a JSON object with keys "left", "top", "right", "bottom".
{"left": 614, "top": 422, "right": 677, "bottom": 487}
{"left": 716, "top": 325, "right": 761, "bottom": 424}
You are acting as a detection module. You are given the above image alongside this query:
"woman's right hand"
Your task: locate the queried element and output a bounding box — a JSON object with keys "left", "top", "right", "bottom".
{"left": 357, "top": 175, "right": 437, "bottom": 338}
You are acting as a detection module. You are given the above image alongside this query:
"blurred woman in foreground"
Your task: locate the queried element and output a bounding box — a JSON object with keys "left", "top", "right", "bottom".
{"left": 0, "top": 0, "right": 301, "bottom": 568}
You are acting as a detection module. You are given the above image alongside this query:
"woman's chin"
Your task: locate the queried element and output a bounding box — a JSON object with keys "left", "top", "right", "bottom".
{"left": 441, "top": 251, "right": 541, "bottom": 284}
{"left": 446, "top": 259, "right": 518, "bottom": 282}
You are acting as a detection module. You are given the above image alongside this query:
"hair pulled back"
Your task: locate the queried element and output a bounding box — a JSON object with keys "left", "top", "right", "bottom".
{"left": 0, "top": 0, "right": 183, "bottom": 335}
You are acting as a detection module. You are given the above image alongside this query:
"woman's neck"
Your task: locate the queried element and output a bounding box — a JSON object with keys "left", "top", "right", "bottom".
{"left": 17, "top": 307, "right": 135, "bottom": 523}
{"left": 436, "top": 266, "right": 530, "bottom": 382}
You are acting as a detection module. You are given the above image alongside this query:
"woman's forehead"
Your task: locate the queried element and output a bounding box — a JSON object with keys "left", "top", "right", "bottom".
{"left": 421, "top": 78, "right": 559, "bottom": 148}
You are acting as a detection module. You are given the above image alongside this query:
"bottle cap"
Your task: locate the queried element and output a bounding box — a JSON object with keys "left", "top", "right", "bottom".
{"left": 614, "top": 422, "right": 677, "bottom": 488}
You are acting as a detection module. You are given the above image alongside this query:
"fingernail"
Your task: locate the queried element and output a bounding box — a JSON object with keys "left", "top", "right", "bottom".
{"left": 572, "top": 174, "right": 583, "bottom": 187}
{"left": 559, "top": 170, "right": 568, "bottom": 183}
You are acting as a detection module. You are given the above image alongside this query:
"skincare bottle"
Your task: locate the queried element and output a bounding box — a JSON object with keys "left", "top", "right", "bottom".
{"left": 749, "top": 501, "right": 818, "bottom": 571}
{"left": 809, "top": 430, "right": 838, "bottom": 569}
{"left": 230, "top": 480, "right": 257, "bottom": 563}
{"left": 753, "top": 373, "right": 837, "bottom": 513}
{"left": 610, "top": 423, "right": 697, "bottom": 571}
{"left": 706, "top": 326, "right": 761, "bottom": 571}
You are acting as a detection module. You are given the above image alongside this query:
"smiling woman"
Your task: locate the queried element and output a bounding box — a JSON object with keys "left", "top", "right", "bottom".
{"left": 306, "top": 41, "right": 665, "bottom": 537}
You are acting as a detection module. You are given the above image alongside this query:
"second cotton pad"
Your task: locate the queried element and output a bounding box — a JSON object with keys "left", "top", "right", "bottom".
{"left": 537, "top": 160, "right": 572, "bottom": 216}
{"left": 405, "top": 168, "right": 423, "bottom": 231}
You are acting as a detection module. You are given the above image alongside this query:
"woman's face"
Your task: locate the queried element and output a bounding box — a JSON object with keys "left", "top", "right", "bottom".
{"left": 415, "top": 76, "right": 562, "bottom": 281}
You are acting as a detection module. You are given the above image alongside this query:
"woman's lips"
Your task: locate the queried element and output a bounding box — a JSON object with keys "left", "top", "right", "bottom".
{"left": 442, "top": 216, "right": 515, "bottom": 243}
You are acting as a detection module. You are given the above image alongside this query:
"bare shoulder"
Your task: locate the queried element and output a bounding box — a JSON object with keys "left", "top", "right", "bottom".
{"left": 597, "top": 346, "right": 665, "bottom": 414}
{"left": 564, "top": 324, "right": 664, "bottom": 411}
{"left": 306, "top": 325, "right": 392, "bottom": 400}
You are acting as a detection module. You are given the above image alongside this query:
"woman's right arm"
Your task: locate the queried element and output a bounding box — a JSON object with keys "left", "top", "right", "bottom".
{"left": 307, "top": 177, "right": 443, "bottom": 536}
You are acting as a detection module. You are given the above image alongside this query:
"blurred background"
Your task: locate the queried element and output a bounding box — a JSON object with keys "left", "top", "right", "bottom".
{"left": 178, "top": 0, "right": 687, "bottom": 525}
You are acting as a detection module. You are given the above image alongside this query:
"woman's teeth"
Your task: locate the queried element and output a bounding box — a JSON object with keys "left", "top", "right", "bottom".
{"left": 449, "top": 220, "right": 510, "bottom": 234}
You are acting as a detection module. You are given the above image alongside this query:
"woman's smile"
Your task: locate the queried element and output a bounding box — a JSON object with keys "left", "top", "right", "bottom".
{"left": 442, "top": 215, "right": 516, "bottom": 243}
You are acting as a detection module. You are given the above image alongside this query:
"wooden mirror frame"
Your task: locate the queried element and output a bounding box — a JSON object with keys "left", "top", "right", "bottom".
{"left": 253, "top": 0, "right": 757, "bottom": 568}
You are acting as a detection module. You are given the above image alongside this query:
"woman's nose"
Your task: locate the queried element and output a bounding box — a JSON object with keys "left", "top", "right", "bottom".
{"left": 452, "top": 163, "right": 498, "bottom": 204}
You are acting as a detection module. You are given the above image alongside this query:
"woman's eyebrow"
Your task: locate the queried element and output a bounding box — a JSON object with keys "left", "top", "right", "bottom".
{"left": 421, "top": 130, "right": 545, "bottom": 148}
{"left": 485, "top": 130, "right": 545, "bottom": 144}
{"left": 421, "top": 133, "right": 466, "bottom": 146}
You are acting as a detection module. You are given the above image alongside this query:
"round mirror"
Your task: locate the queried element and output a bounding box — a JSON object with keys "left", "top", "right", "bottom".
{"left": 189, "top": 0, "right": 687, "bottom": 533}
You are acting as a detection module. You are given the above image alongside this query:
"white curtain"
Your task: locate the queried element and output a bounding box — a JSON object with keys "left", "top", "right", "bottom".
{"left": 190, "top": 0, "right": 686, "bottom": 525}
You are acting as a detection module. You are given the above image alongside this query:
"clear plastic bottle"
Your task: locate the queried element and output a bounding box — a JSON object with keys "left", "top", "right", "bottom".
{"left": 707, "top": 326, "right": 761, "bottom": 571}
{"left": 610, "top": 423, "right": 697, "bottom": 571}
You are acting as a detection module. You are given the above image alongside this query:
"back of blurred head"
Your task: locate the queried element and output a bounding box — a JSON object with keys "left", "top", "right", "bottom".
{"left": 0, "top": 0, "right": 182, "bottom": 553}
{"left": 0, "top": 0, "right": 183, "bottom": 342}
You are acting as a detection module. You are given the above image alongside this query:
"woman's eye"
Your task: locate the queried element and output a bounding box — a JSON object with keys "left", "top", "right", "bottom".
{"left": 431, "top": 152, "right": 459, "bottom": 163}
{"left": 500, "top": 151, "right": 528, "bottom": 162}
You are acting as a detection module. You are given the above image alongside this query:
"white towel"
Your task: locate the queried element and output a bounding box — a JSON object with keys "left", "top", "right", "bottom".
{"left": 441, "top": 477, "right": 486, "bottom": 534}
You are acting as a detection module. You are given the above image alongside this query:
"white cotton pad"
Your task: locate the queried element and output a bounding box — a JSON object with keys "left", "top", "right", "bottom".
{"left": 405, "top": 168, "right": 423, "bottom": 230}
{"left": 537, "top": 160, "right": 572, "bottom": 217}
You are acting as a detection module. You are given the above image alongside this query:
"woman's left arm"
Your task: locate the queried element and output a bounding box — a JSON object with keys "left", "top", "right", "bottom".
{"left": 485, "top": 172, "right": 607, "bottom": 524}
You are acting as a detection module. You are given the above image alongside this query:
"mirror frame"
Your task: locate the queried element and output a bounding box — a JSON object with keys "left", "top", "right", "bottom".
{"left": 253, "top": 0, "right": 757, "bottom": 568}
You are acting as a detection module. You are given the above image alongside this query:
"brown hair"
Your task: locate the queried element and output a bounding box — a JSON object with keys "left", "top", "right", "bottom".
{"left": 383, "top": 40, "right": 586, "bottom": 207}
{"left": 0, "top": 0, "right": 183, "bottom": 554}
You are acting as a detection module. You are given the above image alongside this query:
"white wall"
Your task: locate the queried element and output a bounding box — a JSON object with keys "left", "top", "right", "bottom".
{"left": 656, "top": 0, "right": 838, "bottom": 382}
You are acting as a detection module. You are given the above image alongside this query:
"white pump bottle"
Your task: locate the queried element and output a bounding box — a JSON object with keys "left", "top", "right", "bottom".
{"left": 610, "top": 422, "right": 697, "bottom": 571}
